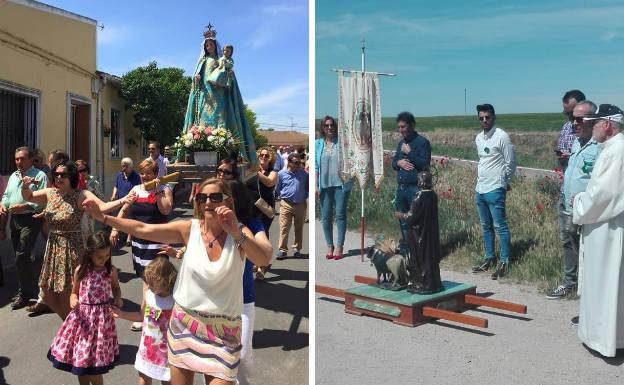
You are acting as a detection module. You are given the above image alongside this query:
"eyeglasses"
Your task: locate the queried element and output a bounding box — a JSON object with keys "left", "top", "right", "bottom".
{"left": 195, "top": 192, "right": 229, "bottom": 204}
{"left": 479, "top": 116, "right": 492, "bottom": 121}
{"left": 53, "top": 172, "right": 68, "bottom": 179}
{"left": 217, "top": 168, "right": 233, "bottom": 175}
{"left": 78, "top": 168, "right": 88, "bottom": 173}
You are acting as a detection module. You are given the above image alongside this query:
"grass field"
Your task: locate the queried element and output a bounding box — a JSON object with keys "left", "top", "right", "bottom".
{"left": 315, "top": 112, "right": 565, "bottom": 133}
{"left": 320, "top": 162, "right": 564, "bottom": 291}
{"left": 317, "top": 112, "right": 566, "bottom": 170}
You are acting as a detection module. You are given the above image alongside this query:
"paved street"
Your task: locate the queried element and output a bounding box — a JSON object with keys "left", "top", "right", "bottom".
{"left": 0, "top": 202, "right": 308, "bottom": 385}
{"left": 315, "top": 220, "right": 623, "bottom": 385}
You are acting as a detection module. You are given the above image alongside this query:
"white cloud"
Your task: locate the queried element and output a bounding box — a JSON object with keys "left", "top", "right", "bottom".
{"left": 316, "top": 14, "right": 374, "bottom": 40}
{"left": 97, "top": 24, "right": 130, "bottom": 45}
{"left": 262, "top": 4, "right": 306, "bottom": 15}
{"left": 318, "top": 6, "right": 624, "bottom": 48}
{"left": 247, "top": 81, "right": 308, "bottom": 110}
{"left": 602, "top": 31, "right": 619, "bottom": 41}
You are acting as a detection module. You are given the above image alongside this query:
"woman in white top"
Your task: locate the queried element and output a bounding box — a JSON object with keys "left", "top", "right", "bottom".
{"left": 83, "top": 178, "right": 271, "bottom": 385}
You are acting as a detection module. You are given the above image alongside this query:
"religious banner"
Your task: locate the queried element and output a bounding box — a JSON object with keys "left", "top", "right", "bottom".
{"left": 337, "top": 70, "right": 384, "bottom": 188}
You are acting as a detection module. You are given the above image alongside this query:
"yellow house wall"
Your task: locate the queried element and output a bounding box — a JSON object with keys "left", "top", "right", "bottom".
{"left": 0, "top": 0, "right": 97, "bottom": 160}
{"left": 99, "top": 83, "right": 143, "bottom": 197}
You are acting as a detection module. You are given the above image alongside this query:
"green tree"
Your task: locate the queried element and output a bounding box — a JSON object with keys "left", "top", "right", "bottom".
{"left": 120, "top": 61, "right": 191, "bottom": 147}
{"left": 245, "top": 107, "right": 268, "bottom": 147}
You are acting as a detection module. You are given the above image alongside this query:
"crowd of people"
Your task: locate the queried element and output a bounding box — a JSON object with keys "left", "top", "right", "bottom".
{"left": 317, "top": 90, "right": 624, "bottom": 358}
{"left": 0, "top": 140, "right": 309, "bottom": 384}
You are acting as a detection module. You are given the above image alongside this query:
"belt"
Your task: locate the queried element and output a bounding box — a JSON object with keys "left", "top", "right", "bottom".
{"left": 283, "top": 199, "right": 304, "bottom": 206}
{"left": 12, "top": 212, "right": 37, "bottom": 216}
{"left": 50, "top": 230, "right": 82, "bottom": 234}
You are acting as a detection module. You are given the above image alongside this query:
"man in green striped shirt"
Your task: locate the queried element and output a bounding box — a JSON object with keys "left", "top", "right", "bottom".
{"left": 0, "top": 146, "right": 48, "bottom": 310}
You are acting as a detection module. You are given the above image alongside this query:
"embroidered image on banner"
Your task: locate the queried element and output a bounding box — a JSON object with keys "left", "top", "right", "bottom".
{"left": 337, "top": 71, "right": 384, "bottom": 188}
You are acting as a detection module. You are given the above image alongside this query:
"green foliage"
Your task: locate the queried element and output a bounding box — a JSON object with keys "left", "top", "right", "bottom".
{"left": 120, "top": 61, "right": 192, "bottom": 147}
{"left": 245, "top": 107, "right": 268, "bottom": 147}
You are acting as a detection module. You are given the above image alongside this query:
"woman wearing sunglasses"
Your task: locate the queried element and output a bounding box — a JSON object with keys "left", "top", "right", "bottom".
{"left": 83, "top": 178, "right": 271, "bottom": 385}
{"left": 20, "top": 159, "right": 134, "bottom": 320}
{"left": 75, "top": 159, "right": 103, "bottom": 200}
{"left": 315, "top": 115, "right": 353, "bottom": 260}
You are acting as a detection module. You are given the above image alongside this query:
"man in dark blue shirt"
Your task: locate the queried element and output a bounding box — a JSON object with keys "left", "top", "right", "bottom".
{"left": 391, "top": 111, "right": 431, "bottom": 240}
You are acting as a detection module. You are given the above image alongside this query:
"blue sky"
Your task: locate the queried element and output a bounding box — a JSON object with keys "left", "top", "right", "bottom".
{"left": 316, "top": 0, "right": 624, "bottom": 118}
{"left": 45, "top": 0, "right": 309, "bottom": 132}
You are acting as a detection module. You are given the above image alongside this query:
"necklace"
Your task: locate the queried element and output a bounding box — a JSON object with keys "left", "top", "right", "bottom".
{"left": 201, "top": 225, "right": 224, "bottom": 248}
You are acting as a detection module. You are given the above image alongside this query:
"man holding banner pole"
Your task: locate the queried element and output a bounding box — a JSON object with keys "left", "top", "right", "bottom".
{"left": 391, "top": 111, "right": 432, "bottom": 241}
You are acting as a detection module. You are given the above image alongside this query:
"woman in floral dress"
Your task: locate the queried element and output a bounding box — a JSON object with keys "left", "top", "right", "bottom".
{"left": 21, "top": 159, "right": 133, "bottom": 320}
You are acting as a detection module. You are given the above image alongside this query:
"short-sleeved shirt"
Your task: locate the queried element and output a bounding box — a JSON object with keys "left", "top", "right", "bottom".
{"left": 115, "top": 170, "right": 141, "bottom": 198}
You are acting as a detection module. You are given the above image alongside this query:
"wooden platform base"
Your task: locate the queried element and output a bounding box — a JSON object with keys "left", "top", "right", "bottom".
{"left": 345, "top": 281, "right": 480, "bottom": 327}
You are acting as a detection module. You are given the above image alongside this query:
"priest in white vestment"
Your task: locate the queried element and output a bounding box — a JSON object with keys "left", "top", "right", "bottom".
{"left": 573, "top": 104, "right": 624, "bottom": 358}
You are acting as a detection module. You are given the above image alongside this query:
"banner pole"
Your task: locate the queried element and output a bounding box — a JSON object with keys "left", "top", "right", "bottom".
{"left": 360, "top": 37, "right": 366, "bottom": 262}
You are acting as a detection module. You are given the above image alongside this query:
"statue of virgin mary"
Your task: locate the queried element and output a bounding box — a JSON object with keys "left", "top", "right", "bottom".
{"left": 181, "top": 24, "right": 257, "bottom": 163}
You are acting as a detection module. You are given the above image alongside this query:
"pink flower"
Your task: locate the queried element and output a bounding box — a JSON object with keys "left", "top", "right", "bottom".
{"left": 193, "top": 133, "right": 200, "bottom": 140}
{"left": 204, "top": 126, "right": 213, "bottom": 136}
{"left": 191, "top": 125, "right": 199, "bottom": 134}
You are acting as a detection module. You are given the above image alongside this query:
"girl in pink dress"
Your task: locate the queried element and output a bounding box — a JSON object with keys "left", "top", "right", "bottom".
{"left": 112, "top": 256, "right": 177, "bottom": 385}
{"left": 48, "top": 232, "right": 122, "bottom": 385}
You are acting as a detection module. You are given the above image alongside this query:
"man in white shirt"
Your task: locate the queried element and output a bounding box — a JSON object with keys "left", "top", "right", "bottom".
{"left": 471, "top": 104, "right": 516, "bottom": 280}
{"left": 572, "top": 104, "right": 624, "bottom": 357}
{"left": 146, "top": 141, "right": 169, "bottom": 179}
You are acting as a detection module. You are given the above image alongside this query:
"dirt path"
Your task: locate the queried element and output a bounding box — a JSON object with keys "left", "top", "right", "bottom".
{"left": 315, "top": 221, "right": 623, "bottom": 385}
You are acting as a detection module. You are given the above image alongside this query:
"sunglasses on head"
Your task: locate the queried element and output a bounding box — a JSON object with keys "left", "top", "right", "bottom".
{"left": 195, "top": 192, "right": 229, "bottom": 204}
{"left": 53, "top": 172, "right": 68, "bottom": 178}
{"left": 217, "top": 168, "right": 233, "bottom": 175}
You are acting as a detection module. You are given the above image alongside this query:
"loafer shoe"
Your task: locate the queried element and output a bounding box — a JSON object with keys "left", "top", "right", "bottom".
{"left": 472, "top": 258, "right": 495, "bottom": 273}
{"left": 491, "top": 262, "right": 509, "bottom": 280}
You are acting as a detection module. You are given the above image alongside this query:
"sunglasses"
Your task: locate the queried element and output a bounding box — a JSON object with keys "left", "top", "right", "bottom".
{"left": 195, "top": 192, "right": 229, "bottom": 204}
{"left": 78, "top": 168, "right": 88, "bottom": 173}
{"left": 572, "top": 117, "right": 586, "bottom": 123}
{"left": 217, "top": 168, "right": 233, "bottom": 175}
{"left": 289, "top": 160, "right": 301, "bottom": 165}
{"left": 259, "top": 153, "right": 270, "bottom": 158}
{"left": 53, "top": 172, "right": 68, "bottom": 179}
{"left": 479, "top": 116, "right": 493, "bottom": 121}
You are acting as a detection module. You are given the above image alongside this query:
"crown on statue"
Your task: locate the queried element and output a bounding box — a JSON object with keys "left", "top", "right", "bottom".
{"left": 203, "top": 23, "right": 217, "bottom": 40}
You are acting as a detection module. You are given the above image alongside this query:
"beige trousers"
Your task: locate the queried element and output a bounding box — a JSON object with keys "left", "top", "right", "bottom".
{"left": 278, "top": 200, "right": 307, "bottom": 252}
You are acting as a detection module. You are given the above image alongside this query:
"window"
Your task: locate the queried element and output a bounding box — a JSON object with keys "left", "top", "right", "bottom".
{"left": 110, "top": 109, "right": 121, "bottom": 158}
{"left": 0, "top": 89, "right": 38, "bottom": 174}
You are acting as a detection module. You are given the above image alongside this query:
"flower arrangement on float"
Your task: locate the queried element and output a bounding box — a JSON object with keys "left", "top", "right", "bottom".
{"left": 172, "top": 125, "right": 240, "bottom": 163}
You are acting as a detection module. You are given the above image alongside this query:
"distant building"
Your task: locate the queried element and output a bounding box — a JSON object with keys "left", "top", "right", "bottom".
{"left": 0, "top": 0, "right": 142, "bottom": 196}
{"left": 257, "top": 130, "right": 309, "bottom": 149}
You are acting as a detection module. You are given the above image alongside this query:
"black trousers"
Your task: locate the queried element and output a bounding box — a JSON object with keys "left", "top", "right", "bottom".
{"left": 10, "top": 213, "right": 42, "bottom": 299}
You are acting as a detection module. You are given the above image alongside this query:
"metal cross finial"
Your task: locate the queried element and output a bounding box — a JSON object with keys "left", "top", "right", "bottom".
{"left": 206, "top": 23, "right": 213, "bottom": 30}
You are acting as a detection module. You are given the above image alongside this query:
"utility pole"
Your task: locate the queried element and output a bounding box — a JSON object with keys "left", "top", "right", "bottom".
{"left": 464, "top": 88, "right": 467, "bottom": 116}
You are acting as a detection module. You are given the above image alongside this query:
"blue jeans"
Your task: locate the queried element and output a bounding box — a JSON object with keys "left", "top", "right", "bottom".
{"left": 395, "top": 184, "right": 420, "bottom": 241}
{"left": 475, "top": 188, "right": 510, "bottom": 263}
{"left": 320, "top": 186, "right": 351, "bottom": 248}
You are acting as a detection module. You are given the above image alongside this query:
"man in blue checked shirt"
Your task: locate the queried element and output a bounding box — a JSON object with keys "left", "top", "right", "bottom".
{"left": 556, "top": 90, "right": 586, "bottom": 172}
{"left": 275, "top": 152, "right": 308, "bottom": 258}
